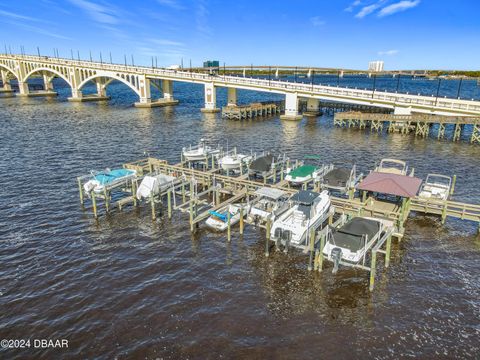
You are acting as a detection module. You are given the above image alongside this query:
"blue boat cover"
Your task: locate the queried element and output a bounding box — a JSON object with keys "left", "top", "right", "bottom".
{"left": 208, "top": 210, "right": 235, "bottom": 223}
{"left": 94, "top": 169, "right": 135, "bottom": 185}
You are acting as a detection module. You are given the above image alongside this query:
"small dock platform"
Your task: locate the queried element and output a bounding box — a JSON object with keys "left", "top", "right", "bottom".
{"left": 222, "top": 101, "right": 282, "bottom": 120}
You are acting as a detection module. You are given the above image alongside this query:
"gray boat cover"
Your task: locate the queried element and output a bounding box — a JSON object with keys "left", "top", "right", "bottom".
{"left": 323, "top": 168, "right": 350, "bottom": 187}
{"left": 250, "top": 154, "right": 273, "bottom": 173}
{"left": 289, "top": 190, "right": 320, "bottom": 205}
{"left": 331, "top": 217, "right": 380, "bottom": 252}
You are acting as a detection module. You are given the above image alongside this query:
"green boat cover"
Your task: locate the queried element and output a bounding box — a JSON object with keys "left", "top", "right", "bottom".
{"left": 289, "top": 165, "right": 317, "bottom": 179}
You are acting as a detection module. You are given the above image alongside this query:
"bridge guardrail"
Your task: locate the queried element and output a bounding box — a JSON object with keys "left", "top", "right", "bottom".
{"left": 2, "top": 54, "right": 480, "bottom": 114}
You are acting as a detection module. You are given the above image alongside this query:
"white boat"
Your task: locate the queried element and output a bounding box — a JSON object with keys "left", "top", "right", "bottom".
{"left": 182, "top": 139, "right": 221, "bottom": 161}
{"left": 136, "top": 173, "right": 177, "bottom": 200}
{"left": 285, "top": 155, "right": 331, "bottom": 185}
{"left": 418, "top": 174, "right": 452, "bottom": 201}
{"left": 374, "top": 158, "right": 409, "bottom": 175}
{"left": 247, "top": 187, "right": 289, "bottom": 224}
{"left": 219, "top": 153, "right": 252, "bottom": 170}
{"left": 83, "top": 168, "right": 136, "bottom": 194}
{"left": 270, "top": 190, "right": 331, "bottom": 248}
{"left": 205, "top": 203, "right": 247, "bottom": 231}
{"left": 322, "top": 216, "right": 394, "bottom": 273}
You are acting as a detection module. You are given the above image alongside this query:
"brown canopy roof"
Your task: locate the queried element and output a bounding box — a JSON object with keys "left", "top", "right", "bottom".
{"left": 358, "top": 172, "right": 422, "bottom": 198}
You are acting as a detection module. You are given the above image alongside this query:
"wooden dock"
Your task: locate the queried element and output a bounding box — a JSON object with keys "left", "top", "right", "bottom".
{"left": 76, "top": 156, "right": 480, "bottom": 291}
{"left": 222, "top": 101, "right": 282, "bottom": 120}
{"left": 334, "top": 111, "right": 480, "bottom": 143}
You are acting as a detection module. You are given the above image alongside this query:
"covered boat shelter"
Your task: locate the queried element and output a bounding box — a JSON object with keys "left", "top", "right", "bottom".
{"left": 358, "top": 172, "right": 422, "bottom": 231}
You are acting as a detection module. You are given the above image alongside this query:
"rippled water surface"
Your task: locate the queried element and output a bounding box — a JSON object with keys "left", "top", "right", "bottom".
{"left": 1, "top": 80, "right": 480, "bottom": 359}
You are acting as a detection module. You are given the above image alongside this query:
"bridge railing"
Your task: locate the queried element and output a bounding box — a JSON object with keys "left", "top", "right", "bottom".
{"left": 2, "top": 54, "right": 480, "bottom": 113}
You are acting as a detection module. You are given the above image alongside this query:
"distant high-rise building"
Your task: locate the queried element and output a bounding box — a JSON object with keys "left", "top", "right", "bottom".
{"left": 368, "top": 61, "right": 384, "bottom": 72}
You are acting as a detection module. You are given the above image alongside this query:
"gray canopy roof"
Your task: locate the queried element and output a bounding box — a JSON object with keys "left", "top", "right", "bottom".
{"left": 289, "top": 190, "right": 320, "bottom": 205}
{"left": 332, "top": 217, "right": 381, "bottom": 253}
{"left": 323, "top": 168, "right": 350, "bottom": 187}
{"left": 250, "top": 154, "right": 273, "bottom": 173}
{"left": 254, "top": 187, "right": 286, "bottom": 200}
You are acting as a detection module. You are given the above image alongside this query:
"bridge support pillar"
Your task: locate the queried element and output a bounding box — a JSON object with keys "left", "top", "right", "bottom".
{"left": 227, "top": 87, "right": 237, "bottom": 106}
{"left": 394, "top": 106, "right": 412, "bottom": 115}
{"left": 17, "top": 81, "right": 30, "bottom": 95}
{"left": 201, "top": 82, "right": 220, "bottom": 113}
{"left": 43, "top": 74, "right": 54, "bottom": 92}
{"left": 0, "top": 70, "right": 14, "bottom": 96}
{"left": 280, "top": 93, "right": 302, "bottom": 120}
{"left": 135, "top": 78, "right": 178, "bottom": 108}
{"left": 304, "top": 98, "right": 321, "bottom": 117}
{"left": 0, "top": 70, "right": 12, "bottom": 91}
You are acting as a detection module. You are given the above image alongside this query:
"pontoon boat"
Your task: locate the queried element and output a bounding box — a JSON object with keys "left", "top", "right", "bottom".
{"left": 374, "top": 158, "right": 409, "bottom": 175}
{"left": 182, "top": 139, "right": 221, "bottom": 161}
{"left": 418, "top": 174, "right": 452, "bottom": 201}
{"left": 83, "top": 168, "right": 136, "bottom": 194}
{"left": 136, "top": 173, "right": 177, "bottom": 200}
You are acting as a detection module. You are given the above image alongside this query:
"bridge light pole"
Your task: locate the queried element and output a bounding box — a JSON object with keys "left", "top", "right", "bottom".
{"left": 337, "top": 70, "right": 340, "bottom": 86}
{"left": 268, "top": 66, "right": 271, "bottom": 86}
{"left": 124, "top": 54, "right": 127, "bottom": 67}
{"left": 371, "top": 74, "right": 377, "bottom": 98}
{"left": 77, "top": 50, "right": 80, "bottom": 61}
{"left": 396, "top": 74, "right": 401, "bottom": 93}
{"left": 131, "top": 54, "right": 134, "bottom": 66}
{"left": 456, "top": 78, "right": 463, "bottom": 99}
{"left": 37, "top": 46, "right": 40, "bottom": 57}
{"left": 100, "top": 52, "right": 103, "bottom": 64}
{"left": 89, "top": 50, "right": 92, "bottom": 62}
{"left": 110, "top": 52, "right": 112, "bottom": 64}
{"left": 435, "top": 78, "right": 442, "bottom": 106}
{"left": 294, "top": 67, "right": 297, "bottom": 83}
{"left": 311, "top": 70, "right": 315, "bottom": 91}
{"left": 70, "top": 49, "right": 74, "bottom": 60}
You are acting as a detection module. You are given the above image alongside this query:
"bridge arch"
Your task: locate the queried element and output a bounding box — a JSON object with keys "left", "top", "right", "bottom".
{"left": 78, "top": 73, "right": 141, "bottom": 98}
{"left": 23, "top": 67, "right": 73, "bottom": 88}
{"left": 0, "top": 63, "right": 19, "bottom": 79}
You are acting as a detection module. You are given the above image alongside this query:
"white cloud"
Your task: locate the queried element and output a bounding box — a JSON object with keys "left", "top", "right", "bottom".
{"left": 355, "top": 1, "right": 385, "bottom": 18}
{"left": 310, "top": 16, "right": 326, "bottom": 26}
{"left": 345, "top": 0, "right": 361, "bottom": 12}
{"left": 1, "top": 20, "right": 72, "bottom": 40}
{"left": 195, "top": 0, "right": 212, "bottom": 37}
{"left": 0, "top": 10, "right": 39, "bottom": 22}
{"left": 378, "top": 49, "right": 399, "bottom": 55}
{"left": 156, "top": 0, "right": 184, "bottom": 10}
{"left": 378, "top": 0, "right": 420, "bottom": 17}
{"left": 68, "top": 0, "right": 119, "bottom": 24}
{"left": 149, "top": 39, "right": 185, "bottom": 47}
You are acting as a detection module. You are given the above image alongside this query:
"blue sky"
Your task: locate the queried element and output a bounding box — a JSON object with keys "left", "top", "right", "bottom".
{"left": 0, "top": 0, "right": 478, "bottom": 70}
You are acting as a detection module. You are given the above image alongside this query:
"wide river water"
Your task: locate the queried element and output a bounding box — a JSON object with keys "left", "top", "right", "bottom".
{"left": 1, "top": 78, "right": 480, "bottom": 359}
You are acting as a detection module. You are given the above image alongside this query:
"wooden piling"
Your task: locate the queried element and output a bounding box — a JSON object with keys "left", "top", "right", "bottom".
{"left": 239, "top": 207, "right": 244, "bottom": 235}
{"left": 77, "top": 178, "right": 84, "bottom": 205}
{"left": 167, "top": 190, "right": 172, "bottom": 219}
{"left": 308, "top": 228, "right": 315, "bottom": 271}
{"left": 91, "top": 191, "right": 98, "bottom": 218}
{"left": 450, "top": 175, "right": 456, "bottom": 195}
{"left": 369, "top": 251, "right": 377, "bottom": 291}
{"left": 150, "top": 192, "right": 156, "bottom": 220}
{"left": 227, "top": 212, "right": 231, "bottom": 242}
{"left": 265, "top": 218, "right": 271, "bottom": 257}
{"left": 103, "top": 188, "right": 110, "bottom": 213}
{"left": 385, "top": 235, "right": 392, "bottom": 268}
{"left": 317, "top": 233, "right": 325, "bottom": 272}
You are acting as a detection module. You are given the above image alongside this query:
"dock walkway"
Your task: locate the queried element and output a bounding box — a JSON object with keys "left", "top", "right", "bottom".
{"left": 334, "top": 111, "right": 480, "bottom": 143}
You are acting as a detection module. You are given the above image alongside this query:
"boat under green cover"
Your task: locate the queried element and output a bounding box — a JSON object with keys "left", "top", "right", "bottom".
{"left": 288, "top": 165, "right": 317, "bottom": 179}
